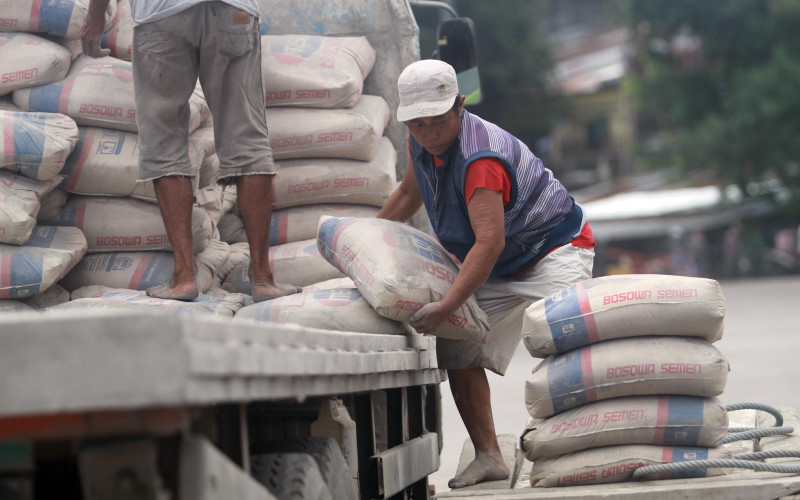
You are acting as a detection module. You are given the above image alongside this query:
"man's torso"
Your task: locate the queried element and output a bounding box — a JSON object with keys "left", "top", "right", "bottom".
{"left": 130, "top": 0, "right": 260, "bottom": 26}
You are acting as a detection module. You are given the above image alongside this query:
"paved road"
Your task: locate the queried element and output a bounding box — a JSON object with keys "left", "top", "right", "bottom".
{"left": 429, "top": 275, "right": 800, "bottom": 493}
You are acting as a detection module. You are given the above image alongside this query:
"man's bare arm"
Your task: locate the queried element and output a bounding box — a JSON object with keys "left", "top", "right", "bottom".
{"left": 377, "top": 156, "right": 423, "bottom": 222}
{"left": 81, "top": 0, "right": 111, "bottom": 58}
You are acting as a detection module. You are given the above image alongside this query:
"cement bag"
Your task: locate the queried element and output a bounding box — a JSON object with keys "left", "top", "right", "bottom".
{"left": 195, "top": 185, "right": 237, "bottom": 225}
{"left": 14, "top": 56, "right": 209, "bottom": 133}
{"left": 525, "top": 337, "right": 729, "bottom": 419}
{"left": 521, "top": 396, "right": 728, "bottom": 460}
{"left": 268, "top": 95, "right": 390, "bottom": 161}
{"left": 0, "top": 170, "right": 62, "bottom": 244}
{"left": 198, "top": 153, "right": 219, "bottom": 189}
{"left": 213, "top": 241, "right": 248, "bottom": 288}
{"left": 261, "top": 35, "right": 375, "bottom": 109}
{"left": 60, "top": 239, "right": 229, "bottom": 293}
{"left": 221, "top": 238, "right": 344, "bottom": 293}
{"left": 317, "top": 217, "right": 490, "bottom": 342}
{"left": 523, "top": 274, "right": 726, "bottom": 358}
{"left": 101, "top": 0, "right": 133, "bottom": 61}
{"left": 0, "top": 110, "right": 79, "bottom": 181}
{"left": 302, "top": 277, "right": 355, "bottom": 292}
{"left": 37, "top": 188, "right": 69, "bottom": 222}
{"left": 0, "top": 33, "right": 72, "bottom": 96}
{"left": 235, "top": 286, "right": 406, "bottom": 335}
{"left": 225, "top": 204, "right": 380, "bottom": 246}
{"left": 273, "top": 137, "right": 396, "bottom": 209}
{"left": 530, "top": 444, "right": 731, "bottom": 487}
{"left": 65, "top": 285, "right": 248, "bottom": 317}
{"left": 0, "top": 300, "right": 38, "bottom": 314}
{"left": 43, "top": 196, "right": 212, "bottom": 253}
{"left": 0, "top": 0, "right": 115, "bottom": 39}
{"left": 23, "top": 283, "right": 70, "bottom": 309}
{"left": 0, "top": 226, "right": 87, "bottom": 299}
{"left": 61, "top": 127, "right": 205, "bottom": 200}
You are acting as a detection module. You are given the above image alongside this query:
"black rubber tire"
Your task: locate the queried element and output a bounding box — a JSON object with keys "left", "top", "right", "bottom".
{"left": 251, "top": 437, "right": 357, "bottom": 500}
{"left": 250, "top": 452, "right": 332, "bottom": 500}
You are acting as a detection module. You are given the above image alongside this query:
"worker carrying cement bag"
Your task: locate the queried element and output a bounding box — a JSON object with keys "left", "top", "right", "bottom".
{"left": 0, "top": 110, "right": 79, "bottom": 181}
{"left": 236, "top": 286, "right": 406, "bottom": 335}
{"left": 261, "top": 35, "right": 376, "bottom": 109}
{"left": 0, "top": 226, "right": 87, "bottom": 299}
{"left": 523, "top": 274, "right": 726, "bottom": 357}
{"left": 0, "top": 33, "right": 72, "bottom": 96}
{"left": 525, "top": 336, "right": 729, "bottom": 419}
{"left": 521, "top": 395, "right": 728, "bottom": 460}
{"left": 369, "top": 59, "right": 596, "bottom": 489}
{"left": 530, "top": 444, "right": 732, "bottom": 487}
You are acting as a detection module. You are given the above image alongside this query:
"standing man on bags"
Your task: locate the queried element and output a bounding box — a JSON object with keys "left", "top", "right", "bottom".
{"left": 378, "top": 60, "right": 595, "bottom": 488}
{"left": 81, "top": 0, "right": 300, "bottom": 302}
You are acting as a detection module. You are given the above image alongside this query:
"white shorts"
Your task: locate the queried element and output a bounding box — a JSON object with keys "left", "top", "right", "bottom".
{"left": 436, "top": 244, "right": 594, "bottom": 375}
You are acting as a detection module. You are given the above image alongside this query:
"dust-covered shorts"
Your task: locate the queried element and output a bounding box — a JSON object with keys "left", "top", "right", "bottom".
{"left": 436, "top": 244, "right": 594, "bottom": 375}
{"left": 132, "top": 2, "right": 275, "bottom": 182}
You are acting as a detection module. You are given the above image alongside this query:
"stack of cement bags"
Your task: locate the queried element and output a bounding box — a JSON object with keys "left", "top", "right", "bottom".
{"left": 519, "top": 274, "right": 732, "bottom": 486}
{"left": 222, "top": 34, "right": 396, "bottom": 295}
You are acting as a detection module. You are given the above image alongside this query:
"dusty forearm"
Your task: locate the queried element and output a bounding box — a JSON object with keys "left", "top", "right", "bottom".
{"left": 439, "top": 239, "right": 503, "bottom": 313}
{"left": 377, "top": 187, "right": 421, "bottom": 222}
{"left": 87, "top": 0, "right": 111, "bottom": 18}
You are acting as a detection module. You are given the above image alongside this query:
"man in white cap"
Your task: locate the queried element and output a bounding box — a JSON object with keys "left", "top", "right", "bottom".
{"left": 378, "top": 60, "right": 596, "bottom": 488}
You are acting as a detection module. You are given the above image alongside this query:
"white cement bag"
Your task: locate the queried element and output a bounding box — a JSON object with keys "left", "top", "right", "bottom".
{"left": 213, "top": 241, "right": 248, "bottom": 288}
{"left": 261, "top": 35, "right": 375, "bottom": 109}
{"left": 525, "top": 337, "right": 729, "bottom": 419}
{"left": 60, "top": 126, "right": 207, "bottom": 200}
{"left": 0, "top": 169, "right": 62, "bottom": 244}
{"left": 317, "top": 217, "right": 490, "bottom": 343}
{"left": 23, "top": 283, "right": 70, "bottom": 309}
{"left": 0, "top": 110, "right": 79, "bottom": 181}
{"left": 14, "top": 56, "right": 209, "bottom": 133}
{"left": 221, "top": 238, "right": 344, "bottom": 293}
{"left": 224, "top": 204, "right": 380, "bottom": 246}
{"left": 0, "top": 33, "right": 72, "bottom": 96}
{"left": 65, "top": 285, "right": 248, "bottom": 317}
{"left": 521, "top": 396, "right": 728, "bottom": 460}
{"left": 267, "top": 95, "right": 390, "bottom": 161}
{"left": 523, "top": 274, "right": 726, "bottom": 358}
{"left": 273, "top": 137, "right": 396, "bottom": 209}
{"left": 37, "top": 188, "right": 69, "bottom": 222}
{"left": 302, "top": 277, "right": 355, "bottom": 292}
{"left": 101, "top": 0, "right": 133, "bottom": 61}
{"left": 43, "top": 196, "right": 212, "bottom": 253}
{"left": 0, "top": 300, "right": 38, "bottom": 313}
{"left": 195, "top": 185, "right": 237, "bottom": 225}
{"left": 199, "top": 153, "right": 219, "bottom": 189}
{"left": 0, "top": 0, "right": 116, "bottom": 39}
{"left": 60, "top": 239, "right": 230, "bottom": 293}
{"left": 530, "top": 444, "right": 731, "bottom": 487}
{"left": 0, "top": 226, "right": 87, "bottom": 299}
{"left": 236, "top": 286, "right": 406, "bottom": 335}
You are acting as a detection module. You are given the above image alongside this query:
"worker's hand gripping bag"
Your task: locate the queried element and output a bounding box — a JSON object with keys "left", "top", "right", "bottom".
{"left": 317, "top": 216, "right": 490, "bottom": 343}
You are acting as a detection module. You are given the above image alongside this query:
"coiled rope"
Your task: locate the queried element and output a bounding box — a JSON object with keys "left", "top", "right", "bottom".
{"left": 631, "top": 403, "right": 799, "bottom": 480}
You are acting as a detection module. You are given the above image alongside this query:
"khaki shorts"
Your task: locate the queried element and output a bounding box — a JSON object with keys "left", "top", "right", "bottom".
{"left": 132, "top": 2, "right": 275, "bottom": 182}
{"left": 436, "top": 244, "right": 594, "bottom": 375}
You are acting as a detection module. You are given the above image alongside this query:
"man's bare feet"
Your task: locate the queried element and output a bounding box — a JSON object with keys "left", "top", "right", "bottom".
{"left": 146, "top": 278, "right": 199, "bottom": 301}
{"left": 448, "top": 452, "right": 509, "bottom": 489}
{"left": 248, "top": 262, "right": 301, "bottom": 303}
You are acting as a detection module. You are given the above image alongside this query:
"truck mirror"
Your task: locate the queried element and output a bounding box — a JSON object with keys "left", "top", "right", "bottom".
{"left": 437, "top": 17, "right": 482, "bottom": 105}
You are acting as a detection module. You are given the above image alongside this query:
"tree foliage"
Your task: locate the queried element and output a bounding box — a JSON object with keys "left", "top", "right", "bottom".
{"left": 625, "top": 0, "right": 800, "bottom": 210}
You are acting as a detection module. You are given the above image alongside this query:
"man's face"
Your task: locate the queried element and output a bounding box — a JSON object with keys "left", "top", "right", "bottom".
{"left": 405, "top": 97, "right": 463, "bottom": 156}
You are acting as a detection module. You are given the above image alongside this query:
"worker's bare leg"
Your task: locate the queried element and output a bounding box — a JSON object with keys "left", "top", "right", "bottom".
{"left": 147, "top": 175, "right": 199, "bottom": 301}
{"left": 447, "top": 367, "right": 509, "bottom": 489}
{"left": 237, "top": 174, "right": 301, "bottom": 302}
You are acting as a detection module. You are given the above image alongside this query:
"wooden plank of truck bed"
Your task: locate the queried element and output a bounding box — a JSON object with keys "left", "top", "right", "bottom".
{"left": 0, "top": 310, "right": 444, "bottom": 419}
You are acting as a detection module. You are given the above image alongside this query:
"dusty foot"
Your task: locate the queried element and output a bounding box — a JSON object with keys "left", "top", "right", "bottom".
{"left": 448, "top": 453, "right": 509, "bottom": 489}
{"left": 251, "top": 281, "right": 302, "bottom": 303}
{"left": 146, "top": 279, "right": 199, "bottom": 301}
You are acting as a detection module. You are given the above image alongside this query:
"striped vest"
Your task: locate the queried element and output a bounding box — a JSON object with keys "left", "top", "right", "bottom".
{"left": 410, "top": 110, "right": 583, "bottom": 277}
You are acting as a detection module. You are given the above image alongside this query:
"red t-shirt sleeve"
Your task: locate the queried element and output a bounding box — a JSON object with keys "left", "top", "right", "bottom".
{"left": 465, "top": 158, "right": 512, "bottom": 205}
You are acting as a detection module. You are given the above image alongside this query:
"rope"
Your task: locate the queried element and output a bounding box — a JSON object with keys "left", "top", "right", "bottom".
{"left": 628, "top": 403, "right": 800, "bottom": 481}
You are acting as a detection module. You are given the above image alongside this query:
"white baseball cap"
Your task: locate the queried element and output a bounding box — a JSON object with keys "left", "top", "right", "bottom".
{"left": 396, "top": 60, "right": 459, "bottom": 122}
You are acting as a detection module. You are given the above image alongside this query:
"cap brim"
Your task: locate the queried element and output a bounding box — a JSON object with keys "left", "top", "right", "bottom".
{"left": 397, "top": 98, "right": 455, "bottom": 122}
